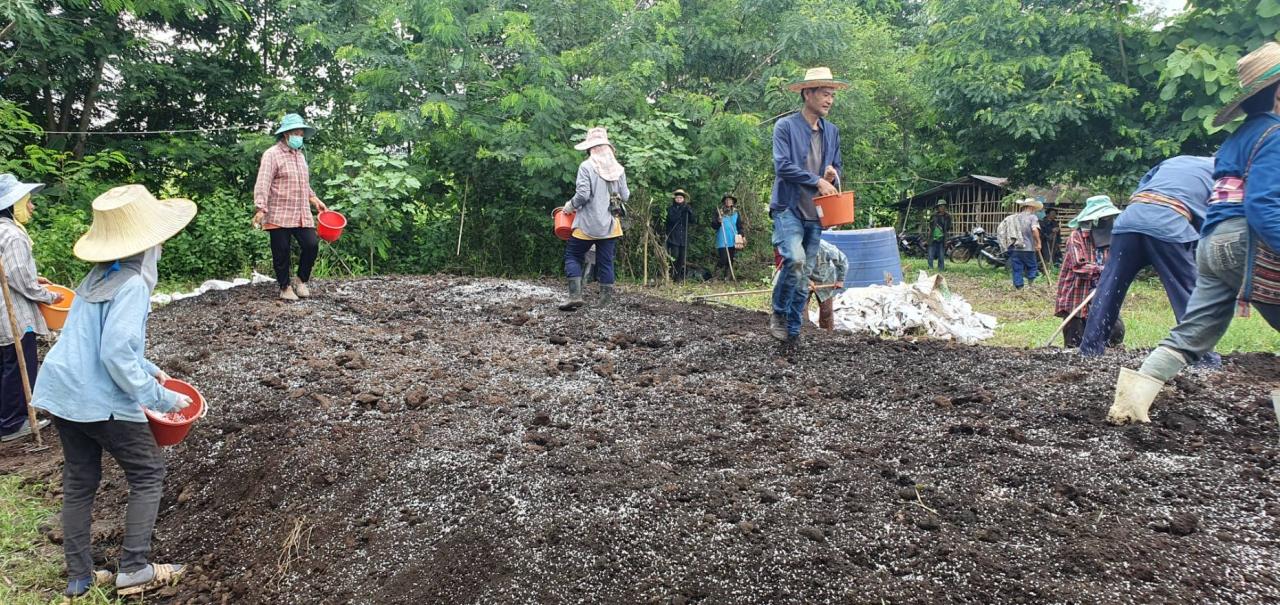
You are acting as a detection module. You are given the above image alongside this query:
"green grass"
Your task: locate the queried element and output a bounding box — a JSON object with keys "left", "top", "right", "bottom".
{"left": 0, "top": 476, "right": 124, "bottom": 605}
{"left": 645, "top": 257, "right": 1280, "bottom": 353}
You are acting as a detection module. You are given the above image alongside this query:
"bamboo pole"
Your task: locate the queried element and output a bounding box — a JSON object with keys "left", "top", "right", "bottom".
{"left": 1043, "top": 289, "right": 1097, "bottom": 347}
{"left": 0, "top": 257, "right": 45, "bottom": 450}
{"left": 691, "top": 283, "right": 838, "bottom": 300}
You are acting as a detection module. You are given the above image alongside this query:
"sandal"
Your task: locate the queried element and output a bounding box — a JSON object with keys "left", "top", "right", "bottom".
{"left": 116, "top": 563, "right": 186, "bottom": 597}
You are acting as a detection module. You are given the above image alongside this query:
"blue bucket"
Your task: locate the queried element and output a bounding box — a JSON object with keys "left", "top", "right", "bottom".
{"left": 822, "top": 228, "right": 903, "bottom": 288}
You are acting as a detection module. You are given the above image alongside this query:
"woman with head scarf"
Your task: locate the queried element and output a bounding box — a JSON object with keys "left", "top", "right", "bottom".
{"left": 253, "top": 113, "right": 327, "bottom": 301}
{"left": 712, "top": 195, "right": 745, "bottom": 281}
{"left": 0, "top": 174, "right": 63, "bottom": 442}
{"left": 559, "top": 127, "right": 630, "bottom": 310}
{"left": 1054, "top": 195, "right": 1124, "bottom": 348}
{"left": 32, "top": 185, "right": 196, "bottom": 598}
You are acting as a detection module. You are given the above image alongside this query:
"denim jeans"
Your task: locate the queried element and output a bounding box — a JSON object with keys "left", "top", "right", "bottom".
{"left": 1009, "top": 250, "right": 1038, "bottom": 288}
{"left": 565, "top": 237, "right": 617, "bottom": 285}
{"left": 927, "top": 240, "right": 945, "bottom": 270}
{"left": 1159, "top": 217, "right": 1280, "bottom": 361}
{"left": 771, "top": 209, "right": 823, "bottom": 336}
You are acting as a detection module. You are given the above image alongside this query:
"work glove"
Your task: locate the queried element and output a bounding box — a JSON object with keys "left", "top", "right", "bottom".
{"left": 562, "top": 200, "right": 575, "bottom": 214}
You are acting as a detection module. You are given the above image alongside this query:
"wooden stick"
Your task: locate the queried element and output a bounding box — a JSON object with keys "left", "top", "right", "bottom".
{"left": 455, "top": 181, "right": 468, "bottom": 257}
{"left": 0, "top": 258, "right": 44, "bottom": 449}
{"left": 1043, "top": 288, "right": 1096, "bottom": 348}
{"left": 692, "top": 283, "right": 839, "bottom": 300}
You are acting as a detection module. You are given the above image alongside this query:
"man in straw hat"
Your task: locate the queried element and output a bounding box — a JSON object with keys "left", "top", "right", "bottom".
{"left": 253, "top": 113, "right": 328, "bottom": 301}
{"left": 1078, "top": 156, "right": 1215, "bottom": 357}
{"left": 32, "top": 185, "right": 196, "bottom": 598}
{"left": 1109, "top": 41, "right": 1280, "bottom": 425}
{"left": 769, "top": 67, "right": 845, "bottom": 344}
{"left": 997, "top": 198, "right": 1043, "bottom": 289}
{"left": 1054, "top": 195, "right": 1125, "bottom": 348}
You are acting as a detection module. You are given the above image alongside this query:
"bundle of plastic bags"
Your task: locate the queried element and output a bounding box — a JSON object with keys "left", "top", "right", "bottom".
{"left": 150, "top": 272, "right": 277, "bottom": 305}
{"left": 812, "top": 271, "right": 997, "bottom": 344}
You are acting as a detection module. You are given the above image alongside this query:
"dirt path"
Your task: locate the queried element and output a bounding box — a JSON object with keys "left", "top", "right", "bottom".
{"left": 5, "top": 275, "right": 1278, "bottom": 604}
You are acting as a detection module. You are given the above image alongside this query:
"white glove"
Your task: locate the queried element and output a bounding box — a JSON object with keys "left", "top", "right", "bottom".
{"left": 562, "top": 201, "right": 575, "bottom": 213}
{"left": 172, "top": 394, "right": 193, "bottom": 411}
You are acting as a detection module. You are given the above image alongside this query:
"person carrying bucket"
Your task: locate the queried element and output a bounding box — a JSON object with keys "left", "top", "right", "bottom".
{"left": 712, "top": 194, "right": 745, "bottom": 281}
{"left": 32, "top": 185, "right": 196, "bottom": 599}
{"left": 0, "top": 174, "right": 64, "bottom": 442}
{"left": 559, "top": 126, "right": 630, "bottom": 310}
{"left": 769, "top": 67, "right": 845, "bottom": 345}
{"left": 253, "top": 113, "right": 328, "bottom": 301}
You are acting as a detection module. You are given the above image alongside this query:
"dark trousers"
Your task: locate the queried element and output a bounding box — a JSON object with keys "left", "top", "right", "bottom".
{"left": 1010, "top": 250, "right": 1038, "bottom": 288}
{"left": 667, "top": 244, "right": 687, "bottom": 281}
{"left": 1064, "top": 316, "right": 1125, "bottom": 348}
{"left": 565, "top": 237, "right": 617, "bottom": 285}
{"left": 0, "top": 332, "right": 37, "bottom": 435}
{"left": 715, "top": 247, "right": 738, "bottom": 279}
{"left": 927, "top": 240, "right": 946, "bottom": 270}
{"left": 1080, "top": 233, "right": 1196, "bottom": 356}
{"left": 269, "top": 227, "right": 319, "bottom": 289}
{"left": 54, "top": 416, "right": 166, "bottom": 578}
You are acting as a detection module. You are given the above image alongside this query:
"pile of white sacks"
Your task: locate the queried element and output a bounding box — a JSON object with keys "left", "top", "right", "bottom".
{"left": 811, "top": 271, "right": 997, "bottom": 344}
{"left": 150, "top": 272, "right": 277, "bottom": 305}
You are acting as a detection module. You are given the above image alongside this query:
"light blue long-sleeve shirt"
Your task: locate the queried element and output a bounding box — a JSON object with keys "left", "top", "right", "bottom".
{"left": 32, "top": 275, "right": 179, "bottom": 423}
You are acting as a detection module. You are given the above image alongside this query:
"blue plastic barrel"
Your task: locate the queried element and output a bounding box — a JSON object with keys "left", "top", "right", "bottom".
{"left": 821, "top": 228, "right": 903, "bottom": 287}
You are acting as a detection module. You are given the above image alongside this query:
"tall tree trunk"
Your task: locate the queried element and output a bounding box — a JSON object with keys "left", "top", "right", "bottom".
{"left": 73, "top": 54, "right": 108, "bottom": 159}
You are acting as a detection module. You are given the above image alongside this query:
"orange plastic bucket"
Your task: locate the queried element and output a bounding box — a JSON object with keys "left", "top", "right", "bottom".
{"left": 553, "top": 207, "right": 574, "bottom": 240}
{"left": 145, "top": 379, "right": 207, "bottom": 447}
{"left": 316, "top": 210, "right": 347, "bottom": 243}
{"left": 814, "top": 190, "right": 855, "bottom": 228}
{"left": 38, "top": 285, "right": 75, "bottom": 330}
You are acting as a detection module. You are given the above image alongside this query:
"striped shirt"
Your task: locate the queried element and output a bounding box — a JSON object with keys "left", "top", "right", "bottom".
{"left": 0, "top": 219, "right": 56, "bottom": 345}
{"left": 253, "top": 140, "right": 317, "bottom": 228}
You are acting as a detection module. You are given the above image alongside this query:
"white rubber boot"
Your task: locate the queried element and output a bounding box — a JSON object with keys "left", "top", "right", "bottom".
{"left": 1107, "top": 368, "right": 1165, "bottom": 425}
{"left": 1272, "top": 389, "right": 1280, "bottom": 432}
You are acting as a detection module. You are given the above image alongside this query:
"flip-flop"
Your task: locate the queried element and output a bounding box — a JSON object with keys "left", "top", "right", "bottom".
{"left": 116, "top": 563, "right": 186, "bottom": 597}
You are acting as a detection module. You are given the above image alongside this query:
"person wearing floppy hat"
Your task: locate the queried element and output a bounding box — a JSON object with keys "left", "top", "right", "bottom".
{"left": 0, "top": 174, "right": 64, "bottom": 442}
{"left": 712, "top": 194, "right": 745, "bottom": 281}
{"left": 769, "top": 67, "right": 847, "bottom": 344}
{"left": 928, "top": 201, "right": 952, "bottom": 271}
{"left": 997, "top": 198, "right": 1043, "bottom": 289}
{"left": 1054, "top": 195, "right": 1125, "bottom": 348}
{"left": 31, "top": 185, "right": 196, "bottom": 598}
{"left": 253, "top": 113, "right": 328, "bottom": 301}
{"left": 1078, "top": 156, "right": 1215, "bottom": 357}
{"left": 1109, "top": 42, "right": 1280, "bottom": 425}
{"left": 666, "top": 188, "right": 696, "bottom": 282}
{"left": 559, "top": 126, "right": 630, "bottom": 310}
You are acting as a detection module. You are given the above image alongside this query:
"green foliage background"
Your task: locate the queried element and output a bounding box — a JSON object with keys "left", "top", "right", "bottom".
{"left": 0, "top": 0, "right": 1272, "bottom": 283}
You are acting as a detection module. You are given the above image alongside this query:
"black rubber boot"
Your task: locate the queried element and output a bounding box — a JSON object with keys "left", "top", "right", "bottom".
{"left": 599, "top": 284, "right": 614, "bottom": 307}
{"left": 559, "top": 278, "right": 585, "bottom": 311}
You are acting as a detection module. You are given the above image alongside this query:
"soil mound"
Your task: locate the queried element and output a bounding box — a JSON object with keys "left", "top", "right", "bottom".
{"left": 40, "top": 276, "right": 1280, "bottom": 603}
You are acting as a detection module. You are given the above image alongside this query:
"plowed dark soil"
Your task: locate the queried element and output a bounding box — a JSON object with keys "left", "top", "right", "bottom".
{"left": 4, "top": 275, "right": 1279, "bottom": 604}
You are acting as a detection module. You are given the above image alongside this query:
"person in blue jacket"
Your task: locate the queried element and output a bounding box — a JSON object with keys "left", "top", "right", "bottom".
{"left": 1079, "top": 156, "right": 1215, "bottom": 356}
{"left": 1109, "top": 42, "right": 1280, "bottom": 424}
{"left": 769, "top": 67, "right": 844, "bottom": 345}
{"left": 33, "top": 185, "right": 196, "bottom": 598}
{"left": 712, "top": 195, "right": 744, "bottom": 280}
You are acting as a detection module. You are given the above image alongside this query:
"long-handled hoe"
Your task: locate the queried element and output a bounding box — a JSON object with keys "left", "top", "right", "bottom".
{"left": 0, "top": 256, "right": 49, "bottom": 452}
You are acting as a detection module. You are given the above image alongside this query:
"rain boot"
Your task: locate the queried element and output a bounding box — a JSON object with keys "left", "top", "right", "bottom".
{"left": 599, "top": 284, "right": 614, "bottom": 307}
{"left": 559, "top": 278, "right": 585, "bottom": 311}
{"left": 1271, "top": 389, "right": 1280, "bottom": 433}
{"left": 1106, "top": 368, "right": 1165, "bottom": 425}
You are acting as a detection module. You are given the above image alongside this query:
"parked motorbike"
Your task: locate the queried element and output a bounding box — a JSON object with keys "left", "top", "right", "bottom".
{"left": 898, "top": 232, "right": 927, "bottom": 258}
{"left": 949, "top": 228, "right": 994, "bottom": 261}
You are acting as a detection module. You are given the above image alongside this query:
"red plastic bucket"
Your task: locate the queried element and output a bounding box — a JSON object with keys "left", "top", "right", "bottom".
{"left": 552, "top": 208, "right": 574, "bottom": 241}
{"left": 145, "top": 379, "right": 207, "bottom": 447}
{"left": 814, "top": 191, "right": 856, "bottom": 228}
{"left": 38, "top": 285, "right": 75, "bottom": 330}
{"left": 316, "top": 210, "right": 347, "bottom": 243}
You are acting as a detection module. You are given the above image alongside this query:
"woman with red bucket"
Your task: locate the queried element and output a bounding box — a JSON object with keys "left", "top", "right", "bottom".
{"left": 32, "top": 185, "right": 196, "bottom": 599}
{"left": 253, "top": 113, "right": 329, "bottom": 301}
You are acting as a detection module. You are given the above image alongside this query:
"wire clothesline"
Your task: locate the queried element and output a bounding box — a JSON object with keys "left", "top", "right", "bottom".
{"left": 0, "top": 124, "right": 269, "bottom": 136}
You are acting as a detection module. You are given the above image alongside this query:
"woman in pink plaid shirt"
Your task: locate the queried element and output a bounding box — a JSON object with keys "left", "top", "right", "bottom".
{"left": 253, "top": 113, "right": 328, "bottom": 301}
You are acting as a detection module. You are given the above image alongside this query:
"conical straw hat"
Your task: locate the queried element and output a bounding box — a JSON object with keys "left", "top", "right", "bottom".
{"left": 1213, "top": 42, "right": 1280, "bottom": 127}
{"left": 73, "top": 185, "right": 197, "bottom": 262}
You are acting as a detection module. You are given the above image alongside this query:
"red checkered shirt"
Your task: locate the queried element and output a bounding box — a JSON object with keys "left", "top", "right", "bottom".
{"left": 253, "top": 141, "right": 317, "bottom": 228}
{"left": 1054, "top": 229, "right": 1106, "bottom": 318}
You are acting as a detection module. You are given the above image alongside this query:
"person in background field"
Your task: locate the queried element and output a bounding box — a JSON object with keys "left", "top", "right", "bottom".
{"left": 1039, "top": 206, "right": 1062, "bottom": 266}
{"left": 997, "top": 198, "right": 1043, "bottom": 289}
{"left": 560, "top": 126, "right": 629, "bottom": 310}
{"left": 32, "top": 185, "right": 196, "bottom": 599}
{"left": 1078, "top": 156, "right": 1215, "bottom": 357}
{"left": 712, "top": 195, "right": 745, "bottom": 281}
{"left": 0, "top": 174, "right": 63, "bottom": 442}
{"left": 666, "top": 189, "right": 695, "bottom": 282}
{"left": 1109, "top": 42, "right": 1280, "bottom": 425}
{"left": 769, "top": 67, "right": 845, "bottom": 345}
{"left": 808, "top": 239, "right": 848, "bottom": 331}
{"left": 1054, "top": 195, "right": 1125, "bottom": 348}
{"left": 253, "top": 113, "right": 328, "bottom": 301}
{"left": 927, "top": 201, "right": 951, "bottom": 271}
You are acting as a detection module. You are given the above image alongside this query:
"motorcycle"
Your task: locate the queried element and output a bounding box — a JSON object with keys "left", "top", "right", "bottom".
{"left": 948, "top": 227, "right": 1006, "bottom": 268}
{"left": 898, "top": 232, "right": 927, "bottom": 258}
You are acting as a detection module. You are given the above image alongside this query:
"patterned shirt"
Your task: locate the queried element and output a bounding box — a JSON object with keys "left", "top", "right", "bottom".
{"left": 0, "top": 219, "right": 56, "bottom": 345}
{"left": 1054, "top": 229, "right": 1106, "bottom": 317}
{"left": 253, "top": 140, "right": 317, "bottom": 228}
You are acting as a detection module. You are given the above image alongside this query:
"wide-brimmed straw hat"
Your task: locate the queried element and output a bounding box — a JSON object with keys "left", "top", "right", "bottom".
{"left": 721, "top": 194, "right": 738, "bottom": 204}
{"left": 273, "top": 113, "right": 316, "bottom": 137}
{"left": 673, "top": 189, "right": 689, "bottom": 199}
{"left": 1213, "top": 42, "right": 1280, "bottom": 127}
{"left": 73, "top": 185, "right": 197, "bottom": 262}
{"left": 1016, "top": 198, "right": 1044, "bottom": 210}
{"left": 0, "top": 174, "right": 44, "bottom": 212}
{"left": 786, "top": 67, "right": 850, "bottom": 93}
{"left": 1069, "top": 195, "right": 1121, "bottom": 228}
{"left": 574, "top": 127, "right": 614, "bottom": 151}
